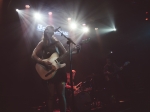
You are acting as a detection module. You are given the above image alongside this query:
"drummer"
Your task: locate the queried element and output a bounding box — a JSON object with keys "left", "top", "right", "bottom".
{"left": 65, "top": 70, "right": 77, "bottom": 110}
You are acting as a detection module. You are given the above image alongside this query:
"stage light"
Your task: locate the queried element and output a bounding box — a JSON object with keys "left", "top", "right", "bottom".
{"left": 70, "top": 22, "right": 77, "bottom": 30}
{"left": 25, "top": 5, "right": 30, "bottom": 9}
{"left": 16, "top": 9, "right": 19, "bottom": 12}
{"left": 48, "top": 12, "right": 52, "bottom": 15}
{"left": 145, "top": 18, "right": 148, "bottom": 20}
{"left": 110, "top": 51, "right": 113, "bottom": 53}
{"left": 82, "top": 24, "right": 86, "bottom": 26}
{"left": 34, "top": 13, "right": 42, "bottom": 20}
{"left": 83, "top": 27, "right": 89, "bottom": 33}
{"left": 113, "top": 28, "right": 116, "bottom": 31}
{"left": 95, "top": 28, "right": 98, "bottom": 30}
{"left": 119, "top": 100, "right": 124, "bottom": 103}
{"left": 68, "top": 18, "right": 71, "bottom": 21}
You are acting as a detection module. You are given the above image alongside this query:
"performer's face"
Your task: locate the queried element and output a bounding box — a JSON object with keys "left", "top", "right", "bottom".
{"left": 44, "top": 26, "right": 54, "bottom": 38}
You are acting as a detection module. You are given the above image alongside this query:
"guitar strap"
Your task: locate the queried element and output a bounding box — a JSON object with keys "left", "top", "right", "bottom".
{"left": 55, "top": 46, "right": 60, "bottom": 55}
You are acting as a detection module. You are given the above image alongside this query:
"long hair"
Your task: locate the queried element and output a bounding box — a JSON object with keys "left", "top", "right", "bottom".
{"left": 41, "top": 25, "right": 54, "bottom": 44}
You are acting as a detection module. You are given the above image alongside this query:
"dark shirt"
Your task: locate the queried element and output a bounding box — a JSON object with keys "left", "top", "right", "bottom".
{"left": 104, "top": 63, "right": 120, "bottom": 74}
{"left": 42, "top": 37, "right": 67, "bottom": 83}
{"left": 104, "top": 63, "right": 120, "bottom": 81}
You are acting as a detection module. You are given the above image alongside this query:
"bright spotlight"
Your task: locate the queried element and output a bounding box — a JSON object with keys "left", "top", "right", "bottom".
{"left": 82, "top": 24, "right": 86, "bottom": 26}
{"left": 83, "top": 27, "right": 89, "bottom": 33}
{"left": 68, "top": 18, "right": 71, "bottom": 21}
{"left": 113, "top": 28, "right": 116, "bottom": 31}
{"left": 48, "top": 12, "right": 52, "bottom": 15}
{"left": 16, "top": 9, "right": 19, "bottom": 12}
{"left": 25, "top": 5, "right": 30, "bottom": 9}
{"left": 70, "top": 22, "right": 77, "bottom": 30}
{"left": 34, "top": 13, "right": 42, "bottom": 20}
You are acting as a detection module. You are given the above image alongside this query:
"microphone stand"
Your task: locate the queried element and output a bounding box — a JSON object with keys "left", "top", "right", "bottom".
{"left": 56, "top": 30, "right": 76, "bottom": 112}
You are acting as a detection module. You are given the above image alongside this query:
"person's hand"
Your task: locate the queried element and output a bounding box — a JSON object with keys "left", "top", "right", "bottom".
{"left": 42, "top": 60, "right": 52, "bottom": 68}
{"left": 65, "top": 84, "right": 70, "bottom": 89}
{"left": 73, "top": 86, "right": 77, "bottom": 90}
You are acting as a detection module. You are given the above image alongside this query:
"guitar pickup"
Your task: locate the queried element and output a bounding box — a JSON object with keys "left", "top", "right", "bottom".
{"left": 55, "top": 59, "right": 59, "bottom": 63}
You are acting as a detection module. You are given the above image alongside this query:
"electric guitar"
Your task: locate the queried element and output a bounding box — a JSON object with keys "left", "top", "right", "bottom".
{"left": 105, "top": 61, "right": 130, "bottom": 81}
{"left": 35, "top": 46, "right": 81, "bottom": 80}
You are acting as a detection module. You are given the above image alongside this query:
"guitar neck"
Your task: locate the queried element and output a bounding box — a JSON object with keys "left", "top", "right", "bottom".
{"left": 56, "top": 51, "right": 69, "bottom": 62}
{"left": 113, "top": 62, "right": 130, "bottom": 75}
{"left": 56, "top": 46, "right": 79, "bottom": 62}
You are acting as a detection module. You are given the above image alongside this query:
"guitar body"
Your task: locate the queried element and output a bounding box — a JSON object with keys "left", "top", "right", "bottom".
{"left": 35, "top": 52, "right": 66, "bottom": 80}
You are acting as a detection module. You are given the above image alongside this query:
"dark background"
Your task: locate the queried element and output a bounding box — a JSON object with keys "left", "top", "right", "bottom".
{"left": 0, "top": 0, "right": 150, "bottom": 112}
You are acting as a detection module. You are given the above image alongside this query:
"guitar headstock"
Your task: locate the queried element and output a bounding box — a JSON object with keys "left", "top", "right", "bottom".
{"left": 123, "top": 61, "right": 130, "bottom": 66}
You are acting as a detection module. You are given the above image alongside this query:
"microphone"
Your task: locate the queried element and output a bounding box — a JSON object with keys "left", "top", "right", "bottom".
{"left": 54, "top": 27, "right": 61, "bottom": 32}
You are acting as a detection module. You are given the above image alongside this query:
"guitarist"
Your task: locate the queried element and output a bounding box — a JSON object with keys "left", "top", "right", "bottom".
{"left": 66, "top": 70, "right": 77, "bottom": 90}
{"left": 65, "top": 70, "right": 77, "bottom": 110}
{"left": 103, "top": 57, "right": 124, "bottom": 104}
{"left": 31, "top": 25, "right": 67, "bottom": 112}
{"left": 104, "top": 57, "right": 123, "bottom": 82}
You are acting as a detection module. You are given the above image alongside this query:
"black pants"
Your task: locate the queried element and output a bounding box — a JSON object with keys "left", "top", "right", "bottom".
{"left": 47, "top": 82, "right": 66, "bottom": 112}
